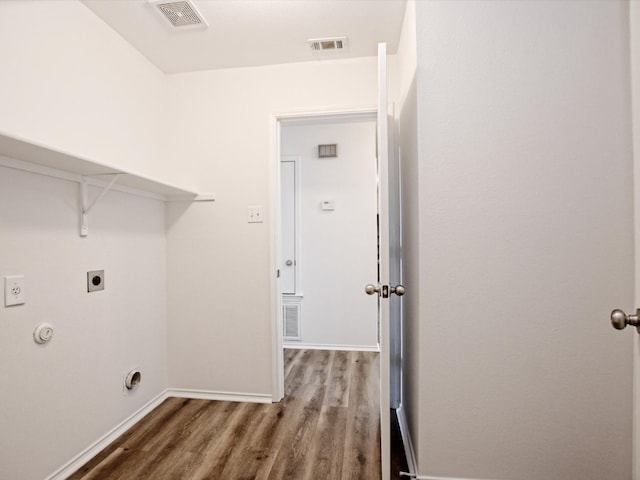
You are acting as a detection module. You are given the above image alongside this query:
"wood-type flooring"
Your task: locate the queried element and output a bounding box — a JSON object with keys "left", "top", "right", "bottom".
{"left": 68, "top": 349, "right": 394, "bottom": 480}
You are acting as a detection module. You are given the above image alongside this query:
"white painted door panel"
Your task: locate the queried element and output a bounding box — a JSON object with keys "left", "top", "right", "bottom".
{"left": 377, "top": 42, "right": 391, "bottom": 480}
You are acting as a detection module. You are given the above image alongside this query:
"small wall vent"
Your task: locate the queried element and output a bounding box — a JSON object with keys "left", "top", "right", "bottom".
{"left": 149, "top": 0, "right": 208, "bottom": 29}
{"left": 308, "top": 37, "right": 348, "bottom": 52}
{"left": 318, "top": 144, "right": 337, "bottom": 158}
{"left": 283, "top": 303, "right": 301, "bottom": 340}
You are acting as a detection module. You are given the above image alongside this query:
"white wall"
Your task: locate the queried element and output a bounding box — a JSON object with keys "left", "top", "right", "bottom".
{"left": 164, "top": 56, "right": 391, "bottom": 395}
{"left": 0, "top": 1, "right": 171, "bottom": 185}
{"left": 0, "top": 165, "right": 168, "bottom": 480}
{"left": 412, "top": 1, "right": 634, "bottom": 479}
{"left": 281, "top": 117, "right": 378, "bottom": 349}
{"left": 0, "top": 2, "right": 173, "bottom": 477}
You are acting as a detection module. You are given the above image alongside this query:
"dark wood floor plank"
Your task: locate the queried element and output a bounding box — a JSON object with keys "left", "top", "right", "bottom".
{"left": 283, "top": 348, "right": 302, "bottom": 379}
{"left": 227, "top": 402, "right": 287, "bottom": 480}
{"left": 123, "top": 398, "right": 208, "bottom": 453}
{"left": 134, "top": 444, "right": 203, "bottom": 480}
{"left": 307, "top": 349, "right": 335, "bottom": 385}
{"left": 326, "top": 349, "right": 353, "bottom": 407}
{"left": 303, "top": 405, "right": 348, "bottom": 480}
{"left": 211, "top": 404, "right": 271, "bottom": 479}
{"left": 264, "top": 383, "right": 326, "bottom": 479}
{"left": 189, "top": 402, "right": 265, "bottom": 479}
{"left": 342, "top": 351, "right": 381, "bottom": 480}
{"left": 179, "top": 400, "right": 242, "bottom": 455}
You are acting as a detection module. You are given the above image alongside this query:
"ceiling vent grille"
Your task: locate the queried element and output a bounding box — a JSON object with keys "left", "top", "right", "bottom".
{"left": 149, "top": 0, "right": 208, "bottom": 29}
{"left": 308, "top": 37, "right": 348, "bottom": 52}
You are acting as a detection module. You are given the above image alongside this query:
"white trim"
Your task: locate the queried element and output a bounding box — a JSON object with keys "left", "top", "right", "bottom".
{"left": 396, "top": 405, "right": 418, "bottom": 476}
{"left": 281, "top": 294, "right": 304, "bottom": 301}
{"left": 283, "top": 342, "right": 379, "bottom": 352}
{"left": 167, "top": 388, "right": 272, "bottom": 404}
{"left": 275, "top": 105, "right": 377, "bottom": 122}
{"left": 46, "top": 391, "right": 169, "bottom": 480}
{"left": 269, "top": 113, "right": 285, "bottom": 402}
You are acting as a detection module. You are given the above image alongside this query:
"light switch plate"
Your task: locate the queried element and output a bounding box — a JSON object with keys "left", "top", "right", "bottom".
{"left": 247, "top": 206, "right": 264, "bottom": 223}
{"left": 5, "top": 275, "right": 26, "bottom": 307}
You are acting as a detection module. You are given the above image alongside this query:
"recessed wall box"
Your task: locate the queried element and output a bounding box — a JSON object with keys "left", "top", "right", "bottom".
{"left": 87, "top": 270, "right": 104, "bottom": 292}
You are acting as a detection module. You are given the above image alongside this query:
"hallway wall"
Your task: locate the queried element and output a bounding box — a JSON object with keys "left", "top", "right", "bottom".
{"left": 281, "top": 117, "right": 378, "bottom": 349}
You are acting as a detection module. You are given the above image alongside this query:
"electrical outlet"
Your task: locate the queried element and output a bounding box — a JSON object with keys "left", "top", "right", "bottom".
{"left": 87, "top": 270, "right": 104, "bottom": 292}
{"left": 4, "top": 275, "right": 26, "bottom": 307}
{"left": 247, "top": 206, "right": 264, "bottom": 223}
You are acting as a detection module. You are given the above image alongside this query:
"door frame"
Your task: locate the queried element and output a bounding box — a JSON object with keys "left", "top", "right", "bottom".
{"left": 269, "top": 105, "right": 377, "bottom": 401}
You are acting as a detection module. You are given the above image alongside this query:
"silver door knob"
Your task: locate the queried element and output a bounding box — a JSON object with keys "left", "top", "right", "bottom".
{"left": 365, "top": 284, "right": 380, "bottom": 295}
{"left": 285, "top": 260, "right": 293, "bottom": 266}
{"left": 390, "top": 285, "right": 405, "bottom": 296}
{"left": 611, "top": 308, "right": 640, "bottom": 333}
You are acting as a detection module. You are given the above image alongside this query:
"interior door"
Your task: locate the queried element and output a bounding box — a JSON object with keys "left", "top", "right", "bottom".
{"left": 375, "top": 41, "right": 393, "bottom": 480}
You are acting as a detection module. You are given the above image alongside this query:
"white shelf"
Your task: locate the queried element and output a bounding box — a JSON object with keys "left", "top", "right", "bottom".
{"left": 0, "top": 131, "right": 200, "bottom": 199}
{"left": 0, "top": 131, "right": 215, "bottom": 236}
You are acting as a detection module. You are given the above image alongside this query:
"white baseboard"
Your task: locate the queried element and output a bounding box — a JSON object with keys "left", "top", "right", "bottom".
{"left": 283, "top": 342, "right": 380, "bottom": 352}
{"left": 47, "top": 390, "right": 169, "bottom": 480}
{"left": 416, "top": 477, "right": 499, "bottom": 480}
{"left": 167, "top": 388, "right": 272, "bottom": 404}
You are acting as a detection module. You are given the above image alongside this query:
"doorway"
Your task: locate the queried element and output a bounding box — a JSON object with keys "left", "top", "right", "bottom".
{"left": 279, "top": 112, "right": 379, "bottom": 351}
{"left": 270, "top": 105, "right": 397, "bottom": 479}
{"left": 275, "top": 109, "right": 385, "bottom": 478}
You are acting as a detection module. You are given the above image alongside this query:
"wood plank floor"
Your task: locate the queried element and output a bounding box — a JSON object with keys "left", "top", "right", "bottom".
{"left": 68, "top": 349, "right": 385, "bottom": 480}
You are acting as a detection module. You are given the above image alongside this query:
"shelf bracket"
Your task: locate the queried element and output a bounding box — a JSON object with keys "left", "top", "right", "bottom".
{"left": 81, "top": 174, "right": 122, "bottom": 237}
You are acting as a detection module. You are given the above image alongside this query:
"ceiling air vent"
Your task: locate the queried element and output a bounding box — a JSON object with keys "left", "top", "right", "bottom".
{"left": 308, "top": 37, "right": 348, "bottom": 52}
{"left": 149, "top": 0, "right": 208, "bottom": 29}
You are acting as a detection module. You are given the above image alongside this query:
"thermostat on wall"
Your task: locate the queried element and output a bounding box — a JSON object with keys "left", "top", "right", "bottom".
{"left": 321, "top": 200, "right": 336, "bottom": 211}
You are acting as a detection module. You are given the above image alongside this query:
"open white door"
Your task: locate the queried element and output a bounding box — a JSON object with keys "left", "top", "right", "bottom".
{"left": 371, "top": 41, "right": 398, "bottom": 480}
